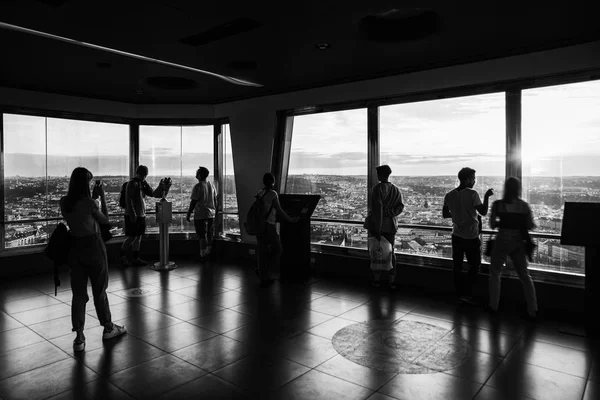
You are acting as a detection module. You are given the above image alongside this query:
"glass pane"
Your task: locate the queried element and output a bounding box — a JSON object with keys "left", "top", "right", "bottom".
{"left": 223, "top": 214, "right": 240, "bottom": 235}
{"left": 522, "top": 80, "right": 600, "bottom": 275}
{"left": 3, "top": 114, "right": 47, "bottom": 221}
{"left": 223, "top": 124, "right": 238, "bottom": 213}
{"left": 396, "top": 227, "right": 453, "bottom": 259}
{"left": 286, "top": 110, "right": 368, "bottom": 221}
{"left": 380, "top": 93, "right": 506, "bottom": 235}
{"left": 5, "top": 221, "right": 49, "bottom": 248}
{"left": 46, "top": 117, "right": 129, "bottom": 219}
{"left": 311, "top": 221, "right": 368, "bottom": 249}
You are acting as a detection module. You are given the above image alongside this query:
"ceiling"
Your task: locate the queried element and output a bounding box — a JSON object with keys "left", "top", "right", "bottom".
{"left": 0, "top": 0, "right": 599, "bottom": 104}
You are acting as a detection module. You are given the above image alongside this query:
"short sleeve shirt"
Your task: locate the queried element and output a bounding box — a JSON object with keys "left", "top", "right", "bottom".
{"left": 443, "top": 188, "right": 482, "bottom": 239}
{"left": 191, "top": 181, "right": 217, "bottom": 219}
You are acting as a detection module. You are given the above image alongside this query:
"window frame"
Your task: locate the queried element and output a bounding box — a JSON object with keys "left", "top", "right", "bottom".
{"left": 277, "top": 70, "right": 600, "bottom": 287}
{"left": 0, "top": 107, "right": 230, "bottom": 255}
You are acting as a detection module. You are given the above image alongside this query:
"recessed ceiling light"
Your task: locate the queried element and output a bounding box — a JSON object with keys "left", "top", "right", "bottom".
{"left": 315, "top": 42, "right": 331, "bottom": 50}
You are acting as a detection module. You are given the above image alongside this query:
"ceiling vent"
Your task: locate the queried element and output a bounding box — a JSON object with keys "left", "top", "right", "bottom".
{"left": 359, "top": 9, "right": 440, "bottom": 41}
{"left": 145, "top": 76, "right": 198, "bottom": 90}
{"left": 179, "top": 17, "right": 262, "bottom": 47}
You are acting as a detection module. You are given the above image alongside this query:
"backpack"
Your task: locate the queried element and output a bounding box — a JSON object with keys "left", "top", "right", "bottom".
{"left": 244, "top": 190, "right": 272, "bottom": 235}
{"left": 45, "top": 222, "right": 71, "bottom": 296}
{"left": 118, "top": 181, "right": 129, "bottom": 208}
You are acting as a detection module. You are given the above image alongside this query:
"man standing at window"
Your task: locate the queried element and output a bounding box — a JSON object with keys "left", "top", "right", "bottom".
{"left": 120, "top": 165, "right": 170, "bottom": 267}
{"left": 186, "top": 166, "right": 218, "bottom": 261}
{"left": 443, "top": 167, "right": 494, "bottom": 305}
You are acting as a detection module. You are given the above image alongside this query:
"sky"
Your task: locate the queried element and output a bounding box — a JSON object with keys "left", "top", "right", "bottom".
{"left": 3, "top": 79, "right": 600, "bottom": 178}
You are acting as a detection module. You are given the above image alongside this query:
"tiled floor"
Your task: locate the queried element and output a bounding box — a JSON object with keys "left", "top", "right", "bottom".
{"left": 0, "top": 259, "right": 598, "bottom": 400}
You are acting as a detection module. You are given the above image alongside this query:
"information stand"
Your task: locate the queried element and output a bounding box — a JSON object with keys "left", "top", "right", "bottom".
{"left": 560, "top": 202, "right": 600, "bottom": 335}
{"left": 278, "top": 194, "right": 320, "bottom": 282}
{"left": 152, "top": 199, "right": 178, "bottom": 271}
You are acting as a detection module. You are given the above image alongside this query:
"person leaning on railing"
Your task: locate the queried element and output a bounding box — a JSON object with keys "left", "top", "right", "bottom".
{"left": 488, "top": 176, "right": 538, "bottom": 320}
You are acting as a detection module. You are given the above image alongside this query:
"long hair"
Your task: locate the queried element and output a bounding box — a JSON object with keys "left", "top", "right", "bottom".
{"left": 502, "top": 176, "right": 521, "bottom": 202}
{"left": 64, "top": 167, "right": 93, "bottom": 213}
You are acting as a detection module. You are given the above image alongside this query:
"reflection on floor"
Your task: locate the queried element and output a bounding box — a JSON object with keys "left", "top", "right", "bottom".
{"left": 0, "top": 259, "right": 598, "bottom": 400}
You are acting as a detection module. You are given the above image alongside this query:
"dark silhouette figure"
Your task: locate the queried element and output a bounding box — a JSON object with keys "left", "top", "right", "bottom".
{"left": 443, "top": 167, "right": 494, "bottom": 304}
{"left": 255, "top": 173, "right": 299, "bottom": 287}
{"left": 186, "top": 166, "right": 219, "bottom": 261}
{"left": 120, "top": 165, "right": 170, "bottom": 267}
{"left": 60, "top": 167, "right": 126, "bottom": 352}
{"left": 366, "top": 165, "right": 405, "bottom": 289}
{"left": 489, "top": 177, "right": 538, "bottom": 318}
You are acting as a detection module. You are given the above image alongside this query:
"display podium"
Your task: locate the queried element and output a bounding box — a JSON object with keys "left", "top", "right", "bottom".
{"left": 560, "top": 202, "right": 600, "bottom": 334}
{"left": 152, "top": 199, "right": 178, "bottom": 271}
{"left": 278, "top": 194, "right": 321, "bottom": 282}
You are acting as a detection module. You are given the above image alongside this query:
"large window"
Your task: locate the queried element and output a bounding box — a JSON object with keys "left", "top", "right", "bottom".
{"left": 3, "top": 114, "right": 129, "bottom": 247}
{"left": 380, "top": 93, "right": 506, "bottom": 259}
{"left": 139, "top": 125, "right": 214, "bottom": 234}
{"left": 221, "top": 124, "right": 239, "bottom": 235}
{"left": 521, "top": 80, "right": 600, "bottom": 274}
{"left": 286, "top": 109, "right": 368, "bottom": 248}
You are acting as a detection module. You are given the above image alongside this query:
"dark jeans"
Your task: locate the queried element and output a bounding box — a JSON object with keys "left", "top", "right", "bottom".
{"left": 256, "top": 224, "right": 282, "bottom": 280}
{"left": 69, "top": 234, "right": 112, "bottom": 331}
{"left": 451, "top": 235, "right": 481, "bottom": 298}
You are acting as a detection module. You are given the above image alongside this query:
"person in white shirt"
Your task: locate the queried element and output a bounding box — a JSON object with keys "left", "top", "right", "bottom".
{"left": 443, "top": 167, "right": 494, "bottom": 304}
{"left": 186, "top": 167, "right": 218, "bottom": 261}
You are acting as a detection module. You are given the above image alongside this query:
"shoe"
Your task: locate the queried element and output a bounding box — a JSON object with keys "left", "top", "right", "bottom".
{"left": 371, "top": 281, "right": 381, "bottom": 288}
{"left": 73, "top": 337, "right": 85, "bottom": 352}
{"left": 131, "top": 258, "right": 147, "bottom": 267}
{"left": 389, "top": 282, "right": 398, "bottom": 290}
{"left": 120, "top": 256, "right": 131, "bottom": 267}
{"left": 102, "top": 324, "right": 127, "bottom": 340}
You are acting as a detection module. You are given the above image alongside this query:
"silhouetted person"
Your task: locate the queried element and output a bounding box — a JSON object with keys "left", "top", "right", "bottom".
{"left": 120, "top": 165, "right": 170, "bottom": 267}
{"left": 489, "top": 177, "right": 538, "bottom": 319}
{"left": 367, "top": 165, "right": 405, "bottom": 289}
{"left": 60, "top": 167, "right": 126, "bottom": 352}
{"left": 255, "top": 173, "right": 299, "bottom": 287}
{"left": 186, "top": 166, "right": 218, "bottom": 261}
{"left": 443, "top": 167, "right": 493, "bottom": 304}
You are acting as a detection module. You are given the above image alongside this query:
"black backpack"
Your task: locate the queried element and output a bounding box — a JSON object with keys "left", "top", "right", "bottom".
{"left": 45, "top": 222, "right": 71, "bottom": 295}
{"left": 244, "top": 190, "right": 272, "bottom": 235}
{"left": 118, "top": 181, "right": 128, "bottom": 208}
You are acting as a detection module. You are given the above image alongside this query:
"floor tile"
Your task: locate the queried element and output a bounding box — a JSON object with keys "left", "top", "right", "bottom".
{"left": 0, "top": 358, "right": 99, "bottom": 400}
{"left": 208, "top": 290, "right": 251, "bottom": 308}
{"left": 46, "top": 381, "right": 134, "bottom": 400}
{"left": 162, "top": 300, "right": 224, "bottom": 320}
{"left": 1, "top": 295, "right": 62, "bottom": 314}
{"left": 276, "top": 332, "right": 339, "bottom": 368}
{"left": 506, "top": 339, "right": 592, "bottom": 378}
{"left": 473, "top": 385, "right": 533, "bottom": 400}
{"left": 0, "top": 312, "right": 23, "bottom": 333}
{"left": 108, "top": 354, "right": 206, "bottom": 399}
{"left": 273, "top": 369, "right": 374, "bottom": 400}
{"left": 339, "top": 304, "right": 408, "bottom": 323}
{"left": 213, "top": 354, "right": 309, "bottom": 393}
{"left": 172, "top": 334, "right": 250, "bottom": 372}
{"left": 173, "top": 284, "right": 229, "bottom": 299}
{"left": 399, "top": 313, "right": 456, "bottom": 331}
{"left": 365, "top": 393, "right": 399, "bottom": 400}
{"left": 0, "top": 287, "right": 44, "bottom": 303}
{"left": 29, "top": 315, "right": 99, "bottom": 340}
{"left": 83, "top": 336, "right": 165, "bottom": 375}
{"left": 157, "top": 374, "right": 250, "bottom": 400}
{"left": 138, "top": 321, "right": 217, "bottom": 352}
{"left": 131, "top": 290, "right": 195, "bottom": 311}
{"left": 0, "top": 341, "right": 69, "bottom": 380}
{"left": 94, "top": 300, "right": 154, "bottom": 320}
{"left": 0, "top": 327, "right": 44, "bottom": 354}
{"left": 10, "top": 303, "right": 71, "bottom": 325}
{"left": 379, "top": 371, "right": 481, "bottom": 400}
{"left": 308, "top": 317, "right": 356, "bottom": 340}
{"left": 584, "top": 379, "right": 599, "bottom": 400}
{"left": 487, "top": 358, "right": 587, "bottom": 400}
{"left": 451, "top": 324, "right": 519, "bottom": 358}
{"left": 442, "top": 350, "right": 503, "bottom": 384}
{"left": 316, "top": 353, "right": 398, "bottom": 390}
{"left": 112, "top": 309, "right": 181, "bottom": 336}
{"left": 189, "top": 309, "right": 253, "bottom": 334}
{"left": 151, "top": 276, "right": 199, "bottom": 291}
{"left": 306, "top": 296, "right": 364, "bottom": 316}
